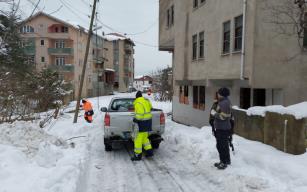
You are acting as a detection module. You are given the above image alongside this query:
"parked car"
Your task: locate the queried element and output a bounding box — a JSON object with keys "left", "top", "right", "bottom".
{"left": 101, "top": 97, "right": 165, "bottom": 151}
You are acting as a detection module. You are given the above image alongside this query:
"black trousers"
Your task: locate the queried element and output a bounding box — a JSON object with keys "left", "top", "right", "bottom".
{"left": 216, "top": 129, "right": 231, "bottom": 164}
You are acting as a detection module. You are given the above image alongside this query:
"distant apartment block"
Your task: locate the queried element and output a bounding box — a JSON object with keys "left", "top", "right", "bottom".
{"left": 159, "top": 0, "right": 307, "bottom": 127}
{"left": 20, "top": 12, "right": 135, "bottom": 99}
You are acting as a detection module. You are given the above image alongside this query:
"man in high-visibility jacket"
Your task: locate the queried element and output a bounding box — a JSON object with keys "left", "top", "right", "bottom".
{"left": 81, "top": 99, "right": 94, "bottom": 123}
{"left": 131, "top": 91, "right": 153, "bottom": 161}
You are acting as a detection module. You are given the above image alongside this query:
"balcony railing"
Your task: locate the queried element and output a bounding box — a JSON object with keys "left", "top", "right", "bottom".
{"left": 48, "top": 48, "right": 74, "bottom": 55}
{"left": 124, "top": 44, "right": 133, "bottom": 53}
{"left": 49, "top": 64, "right": 74, "bottom": 72}
{"left": 23, "top": 46, "right": 35, "bottom": 55}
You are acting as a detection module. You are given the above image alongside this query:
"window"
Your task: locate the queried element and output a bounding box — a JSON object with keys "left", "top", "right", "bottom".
{"left": 199, "top": 31, "right": 204, "bottom": 59}
{"left": 88, "top": 75, "right": 92, "bottom": 83}
{"left": 20, "top": 25, "right": 34, "bottom": 33}
{"left": 184, "top": 85, "right": 189, "bottom": 104}
{"left": 304, "top": 13, "right": 307, "bottom": 48}
{"left": 55, "top": 27, "right": 58, "bottom": 33}
{"left": 171, "top": 5, "right": 174, "bottom": 26}
{"left": 199, "top": 86, "right": 205, "bottom": 110}
{"left": 179, "top": 86, "right": 184, "bottom": 104}
{"left": 55, "top": 40, "right": 65, "bottom": 48}
{"left": 40, "top": 39, "right": 44, "bottom": 46}
{"left": 166, "top": 5, "right": 174, "bottom": 28}
{"left": 193, "top": 86, "right": 206, "bottom": 110}
{"left": 56, "top": 57, "right": 65, "bottom": 66}
{"left": 167, "top": 9, "right": 170, "bottom": 27}
{"left": 41, "top": 57, "right": 45, "bottom": 63}
{"left": 234, "top": 15, "right": 243, "bottom": 51}
{"left": 193, "top": 86, "right": 199, "bottom": 108}
{"left": 223, "top": 21, "right": 231, "bottom": 54}
{"left": 61, "top": 26, "right": 68, "bottom": 33}
{"left": 193, "top": 0, "right": 198, "bottom": 8}
{"left": 192, "top": 34, "right": 198, "bottom": 60}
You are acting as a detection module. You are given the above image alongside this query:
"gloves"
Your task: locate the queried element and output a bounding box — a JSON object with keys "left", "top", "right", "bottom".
{"left": 133, "top": 118, "right": 138, "bottom": 123}
{"left": 210, "top": 109, "right": 217, "bottom": 116}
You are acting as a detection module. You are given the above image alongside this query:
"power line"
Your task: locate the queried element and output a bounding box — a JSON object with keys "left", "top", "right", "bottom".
{"left": 58, "top": 0, "right": 89, "bottom": 23}
{"left": 48, "top": 5, "right": 63, "bottom": 15}
{"left": 125, "top": 19, "right": 158, "bottom": 36}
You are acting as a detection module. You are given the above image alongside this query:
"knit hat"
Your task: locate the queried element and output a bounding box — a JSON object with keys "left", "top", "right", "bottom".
{"left": 136, "top": 91, "right": 142, "bottom": 98}
{"left": 81, "top": 99, "right": 86, "bottom": 103}
{"left": 218, "top": 87, "right": 230, "bottom": 97}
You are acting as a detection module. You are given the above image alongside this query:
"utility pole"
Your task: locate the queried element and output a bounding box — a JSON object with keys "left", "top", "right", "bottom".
{"left": 73, "top": 0, "right": 98, "bottom": 123}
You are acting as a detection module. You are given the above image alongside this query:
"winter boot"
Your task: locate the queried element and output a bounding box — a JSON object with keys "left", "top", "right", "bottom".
{"left": 131, "top": 153, "right": 142, "bottom": 161}
{"left": 214, "top": 162, "right": 222, "bottom": 167}
{"left": 145, "top": 149, "right": 154, "bottom": 158}
{"left": 216, "top": 163, "right": 227, "bottom": 170}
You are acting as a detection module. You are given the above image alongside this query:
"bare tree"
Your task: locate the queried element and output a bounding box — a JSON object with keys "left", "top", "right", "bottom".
{"left": 151, "top": 67, "right": 173, "bottom": 102}
{"left": 265, "top": 0, "right": 307, "bottom": 48}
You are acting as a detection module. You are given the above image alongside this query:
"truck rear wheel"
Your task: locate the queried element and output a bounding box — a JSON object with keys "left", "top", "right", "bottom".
{"left": 151, "top": 142, "right": 160, "bottom": 149}
{"left": 105, "top": 143, "right": 112, "bottom": 151}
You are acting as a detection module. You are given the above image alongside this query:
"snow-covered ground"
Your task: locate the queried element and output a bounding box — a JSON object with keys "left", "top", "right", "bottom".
{"left": 0, "top": 93, "right": 307, "bottom": 192}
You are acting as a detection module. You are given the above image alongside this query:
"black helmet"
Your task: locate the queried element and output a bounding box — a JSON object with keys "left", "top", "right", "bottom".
{"left": 218, "top": 87, "right": 230, "bottom": 97}
{"left": 136, "top": 91, "right": 142, "bottom": 98}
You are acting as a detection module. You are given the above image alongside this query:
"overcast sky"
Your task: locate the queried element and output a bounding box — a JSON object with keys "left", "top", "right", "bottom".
{"left": 2, "top": 0, "right": 172, "bottom": 76}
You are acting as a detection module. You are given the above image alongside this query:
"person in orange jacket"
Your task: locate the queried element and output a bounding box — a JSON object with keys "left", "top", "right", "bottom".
{"left": 81, "top": 99, "right": 94, "bottom": 123}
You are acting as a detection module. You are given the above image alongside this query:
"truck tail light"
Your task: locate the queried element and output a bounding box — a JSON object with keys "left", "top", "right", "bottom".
{"left": 104, "top": 113, "right": 110, "bottom": 127}
{"left": 160, "top": 113, "right": 165, "bottom": 125}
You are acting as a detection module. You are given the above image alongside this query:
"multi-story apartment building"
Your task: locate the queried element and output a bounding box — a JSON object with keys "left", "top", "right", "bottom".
{"left": 104, "top": 33, "right": 135, "bottom": 93}
{"left": 159, "top": 0, "right": 307, "bottom": 127}
{"left": 20, "top": 12, "right": 135, "bottom": 99}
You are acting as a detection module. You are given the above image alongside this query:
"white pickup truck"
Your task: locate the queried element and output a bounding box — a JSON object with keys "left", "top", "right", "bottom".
{"left": 101, "top": 97, "right": 165, "bottom": 151}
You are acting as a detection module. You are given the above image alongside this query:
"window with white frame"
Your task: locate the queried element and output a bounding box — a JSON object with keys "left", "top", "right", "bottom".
{"left": 192, "top": 34, "right": 198, "bottom": 60}
{"left": 223, "top": 21, "right": 231, "bottom": 54}
{"left": 199, "top": 31, "right": 204, "bottom": 59}
{"left": 20, "top": 25, "right": 34, "bottom": 33}
{"left": 55, "top": 57, "right": 65, "bottom": 66}
{"left": 55, "top": 40, "right": 65, "bottom": 48}
{"left": 234, "top": 15, "right": 243, "bottom": 51}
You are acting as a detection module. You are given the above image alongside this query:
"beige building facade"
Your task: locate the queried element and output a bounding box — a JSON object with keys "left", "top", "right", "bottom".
{"left": 159, "top": 0, "right": 307, "bottom": 127}
{"left": 21, "top": 12, "right": 135, "bottom": 99}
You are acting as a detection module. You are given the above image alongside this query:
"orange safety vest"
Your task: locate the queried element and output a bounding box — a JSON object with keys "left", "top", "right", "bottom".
{"left": 82, "top": 101, "right": 93, "bottom": 112}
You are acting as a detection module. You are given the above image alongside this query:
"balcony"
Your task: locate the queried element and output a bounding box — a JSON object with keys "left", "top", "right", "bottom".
{"left": 23, "top": 46, "right": 35, "bottom": 55}
{"left": 49, "top": 64, "right": 74, "bottom": 72}
{"left": 48, "top": 48, "right": 74, "bottom": 55}
{"left": 124, "top": 44, "right": 133, "bottom": 54}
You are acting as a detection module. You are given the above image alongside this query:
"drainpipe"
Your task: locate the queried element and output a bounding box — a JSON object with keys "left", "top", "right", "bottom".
{"left": 240, "top": 0, "right": 247, "bottom": 80}
{"left": 284, "top": 119, "right": 288, "bottom": 153}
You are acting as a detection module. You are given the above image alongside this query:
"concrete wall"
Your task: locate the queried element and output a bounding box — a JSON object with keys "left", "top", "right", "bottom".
{"left": 233, "top": 109, "right": 306, "bottom": 155}
{"left": 159, "top": 0, "right": 175, "bottom": 51}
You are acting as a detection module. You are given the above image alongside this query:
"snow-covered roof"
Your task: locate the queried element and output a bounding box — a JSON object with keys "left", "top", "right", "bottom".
{"left": 104, "top": 34, "right": 127, "bottom": 41}
{"left": 239, "top": 102, "right": 307, "bottom": 119}
{"left": 105, "top": 68, "right": 115, "bottom": 72}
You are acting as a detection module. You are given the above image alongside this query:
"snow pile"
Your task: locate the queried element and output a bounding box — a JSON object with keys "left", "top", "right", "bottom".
{"left": 0, "top": 121, "right": 64, "bottom": 156}
{"left": 163, "top": 120, "right": 307, "bottom": 192}
{"left": 244, "top": 102, "right": 307, "bottom": 119}
{"left": 0, "top": 114, "right": 91, "bottom": 192}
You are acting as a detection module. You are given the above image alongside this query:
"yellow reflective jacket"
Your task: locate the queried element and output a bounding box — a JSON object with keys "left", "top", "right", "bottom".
{"left": 134, "top": 97, "right": 152, "bottom": 121}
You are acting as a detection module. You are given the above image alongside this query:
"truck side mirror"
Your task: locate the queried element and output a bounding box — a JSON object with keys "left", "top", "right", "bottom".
{"left": 100, "top": 107, "right": 107, "bottom": 112}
